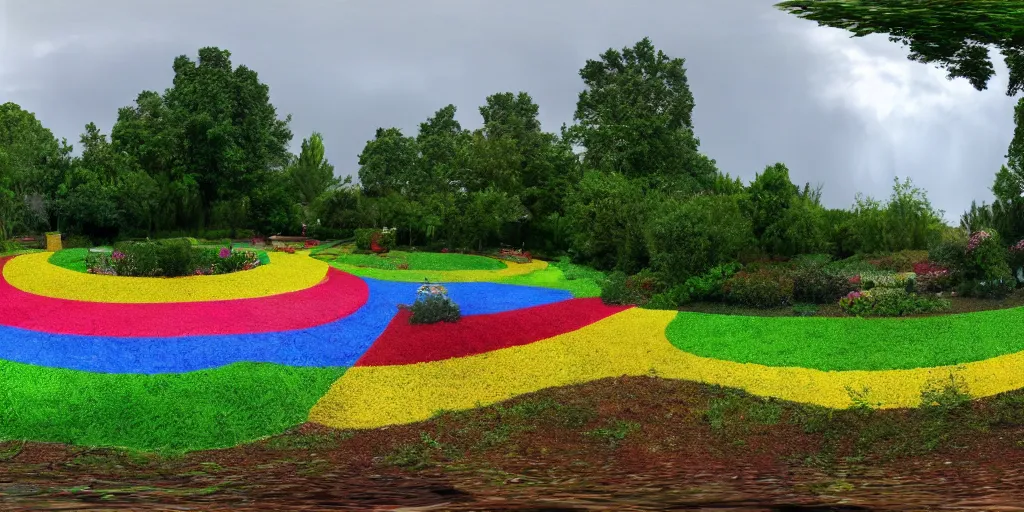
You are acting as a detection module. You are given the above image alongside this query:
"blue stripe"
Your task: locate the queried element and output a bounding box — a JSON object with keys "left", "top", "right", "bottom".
{"left": 0, "top": 278, "right": 571, "bottom": 374}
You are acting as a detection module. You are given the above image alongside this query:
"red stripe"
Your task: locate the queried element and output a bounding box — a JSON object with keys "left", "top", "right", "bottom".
{"left": 356, "top": 298, "right": 630, "bottom": 366}
{"left": 0, "top": 258, "right": 368, "bottom": 337}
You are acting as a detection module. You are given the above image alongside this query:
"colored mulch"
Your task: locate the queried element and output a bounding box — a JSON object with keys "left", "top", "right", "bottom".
{"left": 0, "top": 279, "right": 572, "bottom": 374}
{"left": 356, "top": 298, "right": 631, "bottom": 366}
{"left": 0, "top": 258, "right": 368, "bottom": 337}
{"left": 664, "top": 307, "right": 1024, "bottom": 371}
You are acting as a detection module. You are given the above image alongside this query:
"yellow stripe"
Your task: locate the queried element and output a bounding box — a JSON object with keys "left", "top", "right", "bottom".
{"left": 3, "top": 252, "right": 328, "bottom": 303}
{"left": 309, "top": 308, "right": 1024, "bottom": 429}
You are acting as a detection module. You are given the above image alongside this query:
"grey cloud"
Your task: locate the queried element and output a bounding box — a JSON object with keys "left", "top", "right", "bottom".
{"left": 2, "top": 0, "right": 1017, "bottom": 222}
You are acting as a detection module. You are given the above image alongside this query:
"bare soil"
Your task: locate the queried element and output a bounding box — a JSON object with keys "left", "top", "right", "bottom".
{"left": 4, "top": 376, "right": 1024, "bottom": 510}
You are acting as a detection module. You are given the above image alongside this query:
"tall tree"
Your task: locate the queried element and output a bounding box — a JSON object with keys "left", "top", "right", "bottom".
{"left": 288, "top": 132, "right": 338, "bottom": 205}
{"left": 0, "top": 103, "right": 70, "bottom": 239}
{"left": 162, "top": 47, "right": 293, "bottom": 226}
{"left": 416, "top": 105, "right": 468, "bottom": 194}
{"left": 568, "top": 37, "right": 717, "bottom": 192}
{"left": 357, "top": 127, "right": 421, "bottom": 197}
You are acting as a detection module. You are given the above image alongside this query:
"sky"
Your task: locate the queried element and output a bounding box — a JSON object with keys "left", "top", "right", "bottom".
{"left": 1, "top": 0, "right": 1020, "bottom": 223}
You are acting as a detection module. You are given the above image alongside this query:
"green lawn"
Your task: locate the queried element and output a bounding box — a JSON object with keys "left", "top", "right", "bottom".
{"left": 665, "top": 306, "right": 1024, "bottom": 371}
{"left": 0, "top": 361, "right": 346, "bottom": 453}
{"left": 330, "top": 250, "right": 506, "bottom": 271}
{"left": 496, "top": 257, "right": 605, "bottom": 298}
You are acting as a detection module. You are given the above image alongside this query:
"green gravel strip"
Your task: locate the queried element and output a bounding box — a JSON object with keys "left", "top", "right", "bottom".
{"left": 330, "top": 251, "right": 506, "bottom": 271}
{"left": 47, "top": 248, "right": 271, "bottom": 273}
{"left": 0, "top": 361, "right": 346, "bottom": 453}
{"left": 665, "top": 306, "right": 1024, "bottom": 372}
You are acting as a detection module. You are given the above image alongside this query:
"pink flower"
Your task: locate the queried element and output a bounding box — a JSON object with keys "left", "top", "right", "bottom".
{"left": 967, "top": 231, "right": 991, "bottom": 252}
{"left": 111, "top": 251, "right": 125, "bottom": 261}
{"left": 219, "top": 247, "right": 231, "bottom": 259}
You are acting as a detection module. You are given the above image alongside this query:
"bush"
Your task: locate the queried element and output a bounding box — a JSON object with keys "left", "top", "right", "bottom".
{"left": 600, "top": 269, "right": 664, "bottom": 306}
{"left": 859, "top": 271, "right": 916, "bottom": 292}
{"left": 913, "top": 262, "right": 953, "bottom": 292}
{"left": 63, "top": 235, "right": 92, "bottom": 249}
{"left": 957, "top": 272, "right": 1016, "bottom": 299}
{"left": 791, "top": 263, "right": 853, "bottom": 304}
{"left": 98, "top": 241, "right": 261, "bottom": 277}
{"left": 866, "top": 250, "right": 929, "bottom": 272}
{"left": 929, "top": 229, "right": 969, "bottom": 276}
{"left": 354, "top": 228, "right": 376, "bottom": 251}
{"left": 409, "top": 282, "right": 461, "bottom": 324}
{"left": 724, "top": 269, "right": 794, "bottom": 309}
{"left": 839, "top": 289, "right": 951, "bottom": 317}
{"left": 957, "top": 229, "right": 1015, "bottom": 298}
{"left": 682, "top": 262, "right": 741, "bottom": 302}
{"left": 643, "top": 285, "right": 691, "bottom": 310}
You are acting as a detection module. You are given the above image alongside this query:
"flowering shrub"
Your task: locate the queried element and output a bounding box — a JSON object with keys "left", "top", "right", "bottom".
{"left": 967, "top": 230, "right": 991, "bottom": 251}
{"left": 860, "top": 271, "right": 916, "bottom": 292}
{"left": 86, "top": 242, "right": 263, "bottom": 277}
{"left": 960, "top": 229, "right": 1015, "bottom": 298}
{"left": 276, "top": 246, "right": 296, "bottom": 254}
{"left": 407, "top": 281, "right": 461, "bottom": 324}
{"left": 913, "top": 262, "right": 952, "bottom": 292}
{"left": 304, "top": 239, "right": 320, "bottom": 249}
{"left": 839, "top": 289, "right": 950, "bottom": 317}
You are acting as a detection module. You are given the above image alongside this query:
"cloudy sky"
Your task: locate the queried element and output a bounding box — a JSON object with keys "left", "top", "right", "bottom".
{"left": 2, "top": 0, "right": 1019, "bottom": 222}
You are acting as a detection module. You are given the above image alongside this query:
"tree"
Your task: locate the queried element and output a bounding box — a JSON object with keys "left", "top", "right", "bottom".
{"left": 645, "top": 194, "right": 753, "bottom": 283}
{"left": 288, "top": 132, "right": 338, "bottom": 205}
{"left": 162, "top": 47, "right": 293, "bottom": 227}
{"left": 416, "top": 105, "right": 469, "bottom": 194}
{"left": 564, "top": 171, "right": 651, "bottom": 273}
{"left": 569, "top": 37, "right": 716, "bottom": 192}
{"left": 776, "top": 0, "right": 1024, "bottom": 96}
{"left": 357, "top": 127, "right": 421, "bottom": 197}
{"left": 0, "top": 103, "right": 70, "bottom": 239}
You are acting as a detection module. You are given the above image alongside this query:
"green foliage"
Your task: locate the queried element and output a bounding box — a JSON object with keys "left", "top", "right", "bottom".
{"left": 645, "top": 194, "right": 752, "bottom": 283}
{"left": 683, "top": 262, "right": 742, "bottom": 302}
{"left": 48, "top": 248, "right": 90, "bottom": 273}
{"left": 409, "top": 295, "right": 462, "bottom": 324}
{"left": 565, "top": 171, "right": 650, "bottom": 273}
{"left": 840, "top": 289, "right": 951, "bottom": 317}
{"left": 775, "top": 0, "right": 1024, "bottom": 96}
{"left": 600, "top": 269, "right": 663, "bottom": 306}
{"left": 791, "top": 262, "right": 853, "bottom": 304}
{"left": 357, "top": 127, "right": 421, "bottom": 197}
{"left": 848, "top": 177, "right": 944, "bottom": 254}
{"left": 568, "top": 37, "right": 716, "bottom": 192}
{"left": 724, "top": 269, "right": 795, "bottom": 308}
{"left": 354, "top": 228, "right": 376, "bottom": 251}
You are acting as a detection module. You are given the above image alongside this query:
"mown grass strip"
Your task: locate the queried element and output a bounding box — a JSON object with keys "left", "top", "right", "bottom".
{"left": 0, "top": 361, "right": 346, "bottom": 453}
{"left": 665, "top": 307, "right": 1024, "bottom": 371}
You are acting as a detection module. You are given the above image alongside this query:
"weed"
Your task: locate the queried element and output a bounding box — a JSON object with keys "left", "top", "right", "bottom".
{"left": 264, "top": 431, "right": 353, "bottom": 451}
{"left": 586, "top": 419, "right": 639, "bottom": 447}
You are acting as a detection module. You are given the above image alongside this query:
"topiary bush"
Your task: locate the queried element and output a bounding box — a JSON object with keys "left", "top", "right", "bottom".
{"left": 408, "top": 282, "right": 461, "bottom": 324}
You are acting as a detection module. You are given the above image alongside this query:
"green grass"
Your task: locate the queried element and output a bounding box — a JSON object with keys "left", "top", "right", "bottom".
{"left": 666, "top": 306, "right": 1024, "bottom": 371}
{"left": 48, "top": 248, "right": 90, "bottom": 272}
{"left": 330, "top": 250, "right": 505, "bottom": 271}
{"left": 0, "top": 361, "right": 346, "bottom": 453}
{"left": 48, "top": 248, "right": 270, "bottom": 273}
{"left": 497, "top": 257, "right": 604, "bottom": 298}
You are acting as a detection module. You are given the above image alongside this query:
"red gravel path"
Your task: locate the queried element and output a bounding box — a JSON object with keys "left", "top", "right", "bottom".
{"left": 356, "top": 297, "right": 631, "bottom": 366}
{"left": 0, "top": 258, "right": 369, "bottom": 337}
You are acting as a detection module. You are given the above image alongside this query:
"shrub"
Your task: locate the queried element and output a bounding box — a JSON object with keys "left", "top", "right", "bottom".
{"left": 63, "top": 235, "right": 92, "bottom": 249}
{"left": 959, "top": 229, "right": 1014, "bottom": 297}
{"left": 929, "top": 229, "right": 969, "bottom": 276}
{"left": 600, "top": 269, "right": 664, "bottom": 306}
{"left": 156, "top": 239, "right": 194, "bottom": 277}
{"left": 409, "top": 282, "right": 461, "bottom": 324}
{"left": 912, "top": 262, "right": 952, "bottom": 292}
{"left": 643, "top": 285, "right": 691, "bottom": 310}
{"left": 724, "top": 269, "right": 794, "bottom": 309}
{"left": 354, "top": 228, "right": 376, "bottom": 251}
{"left": 859, "top": 271, "right": 916, "bottom": 292}
{"left": 791, "top": 264, "right": 852, "bottom": 304}
{"left": 839, "top": 289, "right": 951, "bottom": 317}
{"left": 682, "top": 263, "right": 741, "bottom": 302}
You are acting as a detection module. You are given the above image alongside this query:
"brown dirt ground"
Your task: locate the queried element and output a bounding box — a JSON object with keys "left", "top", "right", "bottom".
{"left": 4, "top": 376, "right": 1024, "bottom": 510}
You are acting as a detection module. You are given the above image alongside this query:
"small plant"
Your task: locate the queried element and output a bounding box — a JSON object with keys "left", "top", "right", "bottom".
{"left": 408, "top": 281, "right": 461, "bottom": 324}
{"left": 276, "top": 245, "right": 296, "bottom": 254}
{"left": 839, "top": 289, "right": 951, "bottom": 317}
{"left": 586, "top": 419, "right": 639, "bottom": 447}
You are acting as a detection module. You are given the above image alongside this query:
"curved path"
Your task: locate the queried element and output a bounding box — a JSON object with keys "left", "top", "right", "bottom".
{"left": 3, "top": 252, "right": 329, "bottom": 302}
{"left": 0, "top": 258, "right": 369, "bottom": 337}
